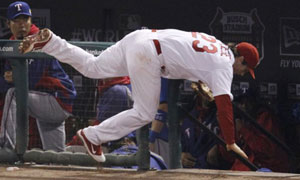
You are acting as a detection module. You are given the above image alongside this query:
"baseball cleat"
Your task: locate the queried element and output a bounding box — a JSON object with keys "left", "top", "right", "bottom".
{"left": 76, "top": 129, "right": 106, "bottom": 162}
{"left": 19, "top": 28, "right": 52, "bottom": 54}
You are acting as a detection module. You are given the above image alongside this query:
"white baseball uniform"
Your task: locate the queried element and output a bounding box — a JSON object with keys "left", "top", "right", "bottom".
{"left": 41, "top": 29, "right": 234, "bottom": 145}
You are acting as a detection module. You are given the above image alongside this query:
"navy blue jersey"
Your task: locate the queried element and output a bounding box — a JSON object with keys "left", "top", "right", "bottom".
{"left": 181, "top": 107, "right": 219, "bottom": 169}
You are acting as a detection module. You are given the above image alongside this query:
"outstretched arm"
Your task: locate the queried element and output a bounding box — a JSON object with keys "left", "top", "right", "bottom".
{"left": 214, "top": 94, "right": 248, "bottom": 159}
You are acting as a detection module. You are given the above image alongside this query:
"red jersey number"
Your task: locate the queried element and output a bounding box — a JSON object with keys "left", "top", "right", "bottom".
{"left": 192, "top": 32, "right": 217, "bottom": 54}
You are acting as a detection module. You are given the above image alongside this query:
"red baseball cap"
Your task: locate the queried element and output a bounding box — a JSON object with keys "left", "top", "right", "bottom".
{"left": 236, "top": 42, "right": 259, "bottom": 79}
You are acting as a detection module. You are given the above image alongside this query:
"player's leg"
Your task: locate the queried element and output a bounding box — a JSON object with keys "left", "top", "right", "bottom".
{"left": 36, "top": 120, "right": 65, "bottom": 152}
{"left": 83, "top": 78, "right": 161, "bottom": 145}
{"left": 21, "top": 29, "right": 130, "bottom": 79}
{"left": 77, "top": 30, "right": 162, "bottom": 162}
{"left": 0, "top": 88, "right": 17, "bottom": 149}
{"left": 27, "top": 91, "right": 70, "bottom": 151}
{"left": 83, "top": 35, "right": 162, "bottom": 143}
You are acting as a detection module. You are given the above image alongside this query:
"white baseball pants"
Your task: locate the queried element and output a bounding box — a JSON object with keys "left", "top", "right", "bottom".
{"left": 43, "top": 29, "right": 163, "bottom": 144}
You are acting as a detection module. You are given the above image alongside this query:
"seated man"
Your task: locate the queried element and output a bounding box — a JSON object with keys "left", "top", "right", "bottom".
{"left": 0, "top": 1, "right": 76, "bottom": 152}
{"left": 181, "top": 82, "right": 225, "bottom": 169}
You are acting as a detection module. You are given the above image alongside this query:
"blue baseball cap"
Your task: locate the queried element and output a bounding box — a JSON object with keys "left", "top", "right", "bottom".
{"left": 7, "top": 1, "right": 32, "bottom": 20}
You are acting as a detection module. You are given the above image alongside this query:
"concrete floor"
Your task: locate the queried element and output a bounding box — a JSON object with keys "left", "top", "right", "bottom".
{"left": 1, "top": 164, "right": 300, "bottom": 180}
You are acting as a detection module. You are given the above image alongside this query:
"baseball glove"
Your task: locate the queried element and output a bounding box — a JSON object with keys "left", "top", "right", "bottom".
{"left": 191, "top": 81, "right": 214, "bottom": 102}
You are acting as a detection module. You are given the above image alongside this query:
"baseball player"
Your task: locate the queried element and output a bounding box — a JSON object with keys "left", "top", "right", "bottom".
{"left": 19, "top": 27, "right": 260, "bottom": 162}
{"left": 0, "top": 1, "right": 76, "bottom": 151}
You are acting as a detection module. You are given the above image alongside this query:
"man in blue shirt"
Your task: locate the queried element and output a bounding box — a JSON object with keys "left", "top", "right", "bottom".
{"left": 0, "top": 1, "right": 76, "bottom": 152}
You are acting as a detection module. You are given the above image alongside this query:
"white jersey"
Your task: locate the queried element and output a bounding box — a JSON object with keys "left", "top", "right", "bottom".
{"left": 155, "top": 29, "right": 234, "bottom": 99}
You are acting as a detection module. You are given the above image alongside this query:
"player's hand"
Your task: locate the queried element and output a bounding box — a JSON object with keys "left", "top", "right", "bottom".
{"left": 4, "top": 71, "right": 13, "bottom": 83}
{"left": 226, "top": 143, "right": 248, "bottom": 159}
{"left": 181, "top": 152, "right": 196, "bottom": 168}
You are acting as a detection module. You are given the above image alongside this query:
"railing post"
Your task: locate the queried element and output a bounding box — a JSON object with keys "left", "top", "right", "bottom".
{"left": 10, "top": 58, "right": 29, "bottom": 160}
{"left": 168, "top": 80, "right": 182, "bottom": 169}
{"left": 136, "top": 125, "right": 150, "bottom": 170}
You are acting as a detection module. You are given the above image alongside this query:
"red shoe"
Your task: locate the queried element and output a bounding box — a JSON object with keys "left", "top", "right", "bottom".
{"left": 19, "top": 28, "right": 52, "bottom": 54}
{"left": 76, "top": 129, "right": 106, "bottom": 162}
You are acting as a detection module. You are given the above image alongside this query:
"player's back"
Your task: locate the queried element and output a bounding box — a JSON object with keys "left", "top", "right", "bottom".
{"left": 156, "top": 29, "right": 234, "bottom": 82}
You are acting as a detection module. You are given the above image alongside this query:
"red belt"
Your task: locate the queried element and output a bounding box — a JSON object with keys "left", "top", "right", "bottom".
{"left": 153, "top": 40, "right": 161, "bottom": 55}
{"left": 152, "top": 29, "right": 162, "bottom": 55}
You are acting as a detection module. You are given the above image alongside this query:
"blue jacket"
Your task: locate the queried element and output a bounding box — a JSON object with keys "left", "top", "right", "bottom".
{"left": 3, "top": 58, "right": 76, "bottom": 112}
